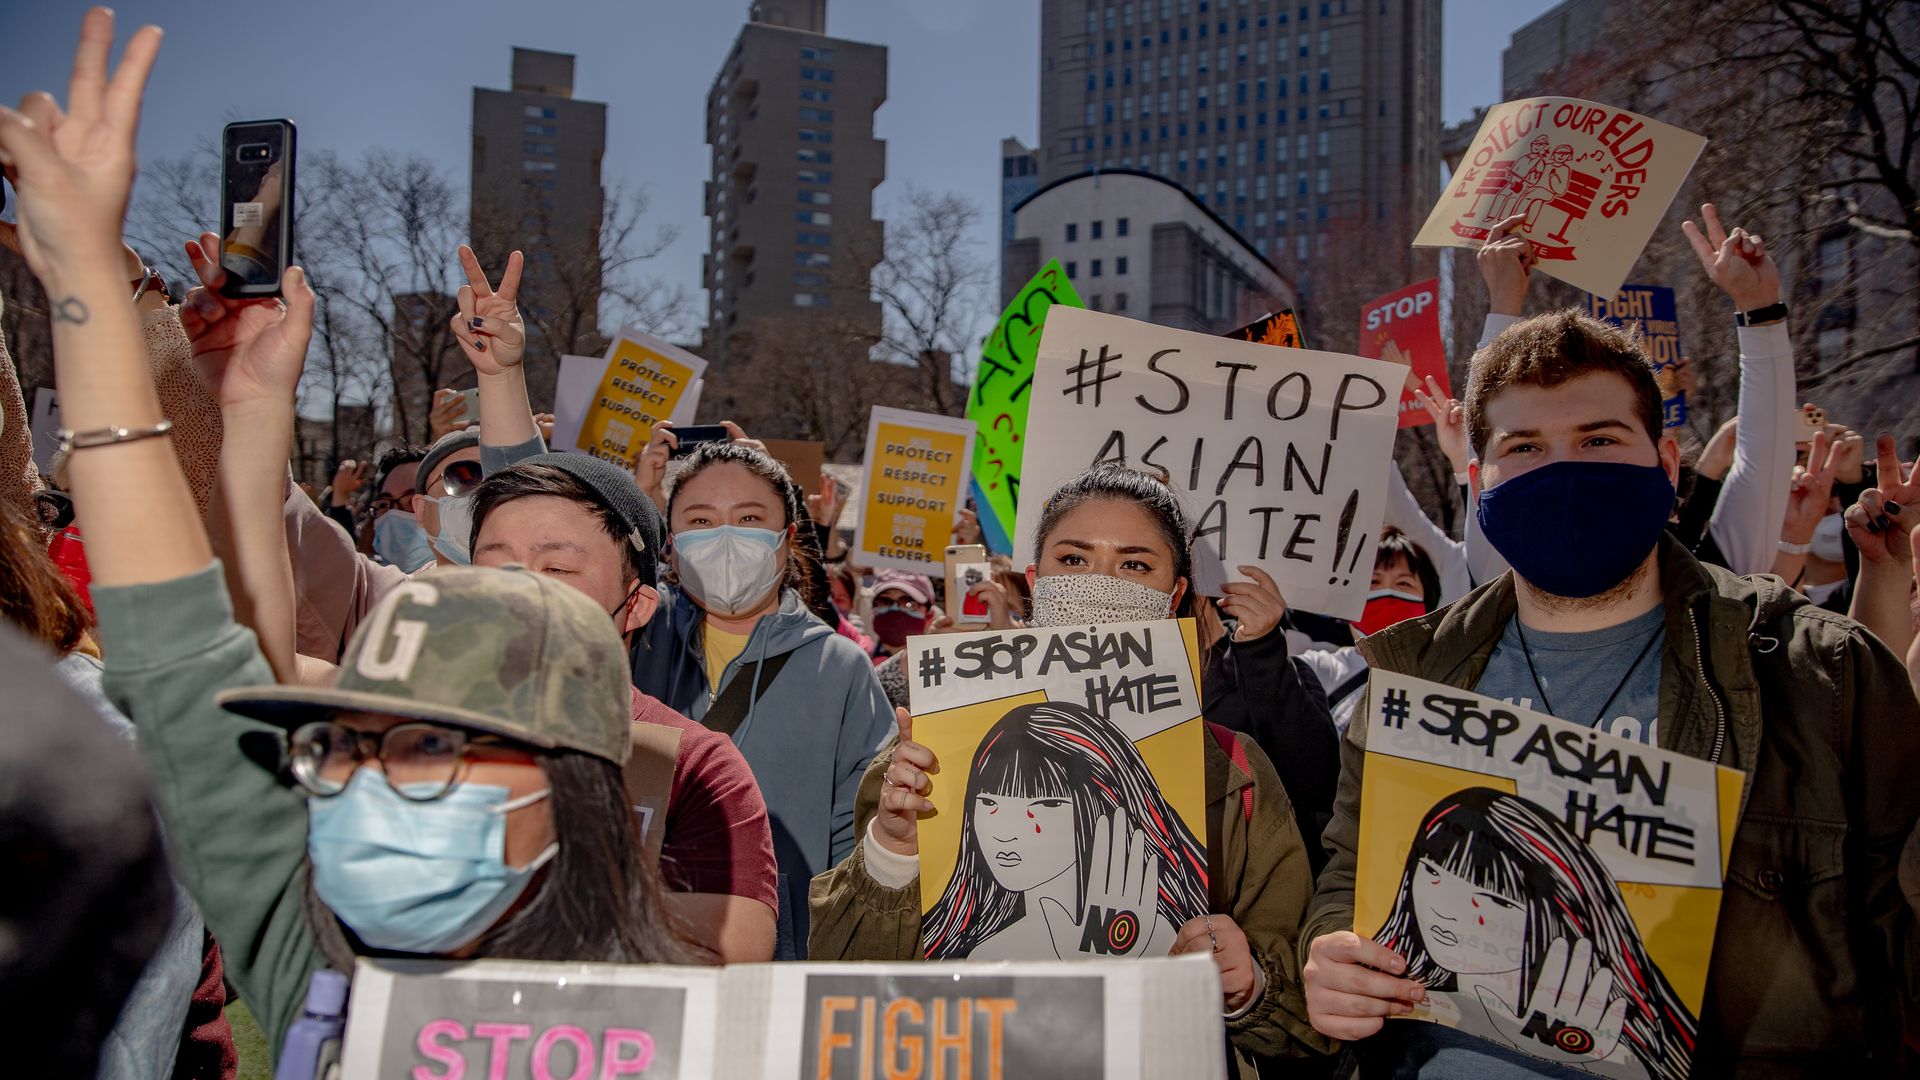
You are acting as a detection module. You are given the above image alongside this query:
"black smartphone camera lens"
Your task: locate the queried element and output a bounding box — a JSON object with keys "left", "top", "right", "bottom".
{"left": 237, "top": 143, "right": 272, "bottom": 163}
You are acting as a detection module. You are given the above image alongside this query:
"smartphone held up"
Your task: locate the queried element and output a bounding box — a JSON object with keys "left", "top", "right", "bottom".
{"left": 220, "top": 119, "right": 296, "bottom": 298}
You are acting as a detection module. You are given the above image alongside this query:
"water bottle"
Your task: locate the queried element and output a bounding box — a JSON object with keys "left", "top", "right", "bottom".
{"left": 273, "top": 969, "right": 349, "bottom": 1080}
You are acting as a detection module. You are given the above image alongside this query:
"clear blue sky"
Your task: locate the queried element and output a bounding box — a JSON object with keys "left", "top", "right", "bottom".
{"left": 1, "top": 0, "right": 1561, "bottom": 331}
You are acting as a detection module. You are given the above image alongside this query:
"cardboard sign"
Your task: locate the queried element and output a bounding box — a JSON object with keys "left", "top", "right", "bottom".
{"left": 1225, "top": 309, "right": 1305, "bottom": 350}
{"left": 1415, "top": 98, "right": 1707, "bottom": 298}
{"left": 905, "top": 619, "right": 1208, "bottom": 961}
{"left": 761, "top": 439, "right": 827, "bottom": 496}
{"left": 764, "top": 956, "right": 1225, "bottom": 1080}
{"left": 854, "top": 407, "right": 977, "bottom": 575}
{"left": 30, "top": 387, "right": 60, "bottom": 476}
{"left": 1357, "top": 280, "right": 1451, "bottom": 430}
{"left": 968, "top": 261, "right": 1085, "bottom": 554}
{"left": 341, "top": 956, "right": 1226, "bottom": 1080}
{"left": 1016, "top": 307, "right": 1404, "bottom": 620}
{"left": 1587, "top": 285, "right": 1688, "bottom": 428}
{"left": 549, "top": 330, "right": 706, "bottom": 468}
{"left": 340, "top": 959, "right": 721, "bottom": 1078}
{"left": 1354, "top": 671, "right": 1743, "bottom": 1077}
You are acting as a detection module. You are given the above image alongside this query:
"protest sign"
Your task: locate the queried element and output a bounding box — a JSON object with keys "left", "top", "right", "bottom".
{"left": 548, "top": 330, "right": 706, "bottom": 469}
{"left": 761, "top": 438, "right": 827, "bottom": 496}
{"left": 968, "top": 260, "right": 1084, "bottom": 554}
{"left": 30, "top": 387, "right": 60, "bottom": 475}
{"left": 854, "top": 407, "right": 976, "bottom": 575}
{"left": 757, "top": 955, "right": 1225, "bottom": 1080}
{"left": 1357, "top": 280, "right": 1451, "bottom": 429}
{"left": 904, "top": 619, "right": 1207, "bottom": 961}
{"left": 1588, "top": 285, "right": 1689, "bottom": 428}
{"left": 1225, "top": 308, "right": 1305, "bottom": 350}
{"left": 340, "top": 959, "right": 721, "bottom": 1078}
{"left": 1415, "top": 97, "right": 1707, "bottom": 298}
{"left": 1354, "top": 670, "right": 1744, "bottom": 1078}
{"left": 1016, "top": 307, "right": 1404, "bottom": 620}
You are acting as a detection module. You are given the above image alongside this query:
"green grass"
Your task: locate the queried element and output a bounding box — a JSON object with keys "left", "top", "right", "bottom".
{"left": 226, "top": 1000, "right": 274, "bottom": 1080}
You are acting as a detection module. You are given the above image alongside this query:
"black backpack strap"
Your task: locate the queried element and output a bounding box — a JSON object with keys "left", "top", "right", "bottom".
{"left": 702, "top": 649, "right": 796, "bottom": 739}
{"left": 1329, "top": 667, "right": 1371, "bottom": 709}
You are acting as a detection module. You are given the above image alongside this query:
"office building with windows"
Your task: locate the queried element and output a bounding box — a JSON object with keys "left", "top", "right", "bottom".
{"left": 1000, "top": 138, "right": 1041, "bottom": 291}
{"left": 704, "top": 1, "right": 887, "bottom": 364}
{"left": 1005, "top": 169, "right": 1296, "bottom": 332}
{"left": 470, "top": 48, "right": 607, "bottom": 405}
{"left": 1033, "top": 0, "right": 1441, "bottom": 292}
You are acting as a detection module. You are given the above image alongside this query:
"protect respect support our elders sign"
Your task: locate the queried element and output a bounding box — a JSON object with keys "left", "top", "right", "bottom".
{"left": 854, "top": 407, "right": 978, "bottom": 574}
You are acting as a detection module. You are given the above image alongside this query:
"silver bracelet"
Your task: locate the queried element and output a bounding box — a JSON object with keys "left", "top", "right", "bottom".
{"left": 1776, "top": 538, "right": 1813, "bottom": 556}
{"left": 57, "top": 419, "right": 174, "bottom": 453}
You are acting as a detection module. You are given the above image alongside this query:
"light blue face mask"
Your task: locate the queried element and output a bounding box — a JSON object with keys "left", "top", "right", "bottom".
{"left": 372, "top": 509, "right": 436, "bottom": 573}
{"left": 672, "top": 524, "right": 786, "bottom": 618}
{"left": 306, "top": 769, "right": 557, "bottom": 955}
{"left": 419, "top": 493, "right": 475, "bottom": 566}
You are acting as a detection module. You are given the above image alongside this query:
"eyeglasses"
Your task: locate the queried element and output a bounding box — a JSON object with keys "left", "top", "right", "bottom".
{"left": 875, "top": 594, "right": 930, "bottom": 617}
{"left": 288, "top": 720, "right": 512, "bottom": 801}
{"left": 369, "top": 490, "right": 416, "bottom": 516}
{"left": 437, "top": 460, "right": 484, "bottom": 497}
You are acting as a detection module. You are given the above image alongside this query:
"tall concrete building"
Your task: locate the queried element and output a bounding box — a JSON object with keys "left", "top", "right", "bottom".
{"left": 999, "top": 138, "right": 1041, "bottom": 290}
{"left": 703, "top": 1, "right": 887, "bottom": 365}
{"left": 1033, "top": 0, "right": 1442, "bottom": 296}
{"left": 470, "top": 48, "right": 607, "bottom": 406}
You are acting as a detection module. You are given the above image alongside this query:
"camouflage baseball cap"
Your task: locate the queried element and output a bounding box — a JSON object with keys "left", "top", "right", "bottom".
{"left": 216, "top": 564, "right": 632, "bottom": 765}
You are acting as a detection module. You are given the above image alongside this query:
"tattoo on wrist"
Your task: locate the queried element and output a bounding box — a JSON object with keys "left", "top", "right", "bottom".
{"left": 51, "top": 297, "right": 90, "bottom": 325}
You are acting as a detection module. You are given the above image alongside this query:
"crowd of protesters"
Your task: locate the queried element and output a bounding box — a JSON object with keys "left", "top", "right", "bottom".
{"left": 2, "top": 10, "right": 1918, "bottom": 1079}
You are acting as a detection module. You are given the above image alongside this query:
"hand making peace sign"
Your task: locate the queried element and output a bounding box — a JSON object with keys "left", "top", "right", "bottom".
{"left": 449, "top": 244, "right": 527, "bottom": 376}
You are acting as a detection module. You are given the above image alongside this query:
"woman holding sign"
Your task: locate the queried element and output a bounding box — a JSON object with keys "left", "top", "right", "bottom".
{"left": 809, "top": 462, "right": 1335, "bottom": 1074}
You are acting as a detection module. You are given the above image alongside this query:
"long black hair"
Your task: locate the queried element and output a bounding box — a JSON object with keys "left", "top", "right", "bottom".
{"left": 309, "top": 750, "right": 701, "bottom": 968}
{"left": 1031, "top": 460, "right": 1194, "bottom": 618}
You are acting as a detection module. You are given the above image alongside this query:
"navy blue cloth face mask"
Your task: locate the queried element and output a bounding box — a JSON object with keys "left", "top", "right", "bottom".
{"left": 1476, "top": 459, "right": 1675, "bottom": 599}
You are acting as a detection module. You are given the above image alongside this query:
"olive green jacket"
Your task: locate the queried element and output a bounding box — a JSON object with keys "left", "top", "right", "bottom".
{"left": 1304, "top": 536, "right": 1920, "bottom": 1075}
{"left": 808, "top": 725, "right": 1337, "bottom": 1074}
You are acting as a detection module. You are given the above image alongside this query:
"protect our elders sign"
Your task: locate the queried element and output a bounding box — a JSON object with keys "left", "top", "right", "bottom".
{"left": 548, "top": 329, "right": 707, "bottom": 469}
{"left": 854, "top": 407, "right": 977, "bottom": 575}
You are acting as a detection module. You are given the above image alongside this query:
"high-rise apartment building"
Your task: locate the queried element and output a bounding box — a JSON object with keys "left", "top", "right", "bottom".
{"left": 1000, "top": 138, "right": 1041, "bottom": 291}
{"left": 704, "top": 1, "right": 887, "bottom": 365}
{"left": 1033, "top": 0, "right": 1442, "bottom": 296}
{"left": 471, "top": 48, "right": 607, "bottom": 406}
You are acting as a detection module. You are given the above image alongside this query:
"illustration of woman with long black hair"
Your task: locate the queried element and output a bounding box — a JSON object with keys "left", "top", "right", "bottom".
{"left": 921, "top": 700, "right": 1210, "bottom": 961}
{"left": 1371, "top": 787, "right": 1695, "bottom": 1080}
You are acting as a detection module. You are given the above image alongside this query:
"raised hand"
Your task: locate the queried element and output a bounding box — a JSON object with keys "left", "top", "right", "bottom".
{"left": 1697, "top": 416, "right": 1738, "bottom": 482}
{"left": 952, "top": 505, "right": 983, "bottom": 546}
{"left": 1040, "top": 807, "right": 1161, "bottom": 958}
{"left": 1681, "top": 203, "right": 1780, "bottom": 312}
{"left": 1412, "top": 374, "right": 1469, "bottom": 475}
{"left": 807, "top": 472, "right": 844, "bottom": 526}
{"left": 875, "top": 708, "right": 938, "bottom": 857}
{"left": 428, "top": 387, "right": 470, "bottom": 442}
{"left": 533, "top": 412, "right": 556, "bottom": 443}
{"left": 1826, "top": 425, "right": 1865, "bottom": 485}
{"left": 330, "top": 459, "right": 369, "bottom": 509}
{"left": 1844, "top": 434, "right": 1919, "bottom": 567}
{"left": 448, "top": 245, "right": 526, "bottom": 376}
{"left": 1782, "top": 429, "right": 1840, "bottom": 548}
{"left": 1477, "top": 937, "right": 1628, "bottom": 1067}
{"left": 0, "top": 8, "right": 162, "bottom": 287}
{"left": 179, "top": 231, "right": 314, "bottom": 408}
{"left": 1218, "top": 564, "right": 1288, "bottom": 643}
{"left": 1478, "top": 213, "right": 1535, "bottom": 316}
{"left": 634, "top": 421, "right": 678, "bottom": 508}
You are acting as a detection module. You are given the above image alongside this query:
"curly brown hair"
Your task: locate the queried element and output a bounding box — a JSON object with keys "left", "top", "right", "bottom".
{"left": 1466, "top": 309, "right": 1663, "bottom": 459}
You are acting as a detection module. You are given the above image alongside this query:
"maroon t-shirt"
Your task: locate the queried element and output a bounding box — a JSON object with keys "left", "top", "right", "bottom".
{"left": 630, "top": 689, "right": 779, "bottom": 909}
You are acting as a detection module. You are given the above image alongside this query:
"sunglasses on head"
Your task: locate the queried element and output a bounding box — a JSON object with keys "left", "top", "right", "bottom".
{"left": 35, "top": 489, "right": 75, "bottom": 530}
{"left": 436, "top": 459, "right": 484, "bottom": 497}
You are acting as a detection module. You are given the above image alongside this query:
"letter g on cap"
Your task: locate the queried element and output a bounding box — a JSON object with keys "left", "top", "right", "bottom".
{"left": 357, "top": 581, "right": 440, "bottom": 682}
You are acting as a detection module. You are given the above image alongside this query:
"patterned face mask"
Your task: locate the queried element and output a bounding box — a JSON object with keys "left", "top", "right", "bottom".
{"left": 1029, "top": 573, "right": 1174, "bottom": 628}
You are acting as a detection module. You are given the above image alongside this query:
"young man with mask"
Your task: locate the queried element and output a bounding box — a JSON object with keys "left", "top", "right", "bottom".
{"left": 468, "top": 452, "right": 780, "bottom": 961}
{"left": 1298, "top": 298, "right": 1920, "bottom": 1071}
{"left": 365, "top": 445, "right": 427, "bottom": 570}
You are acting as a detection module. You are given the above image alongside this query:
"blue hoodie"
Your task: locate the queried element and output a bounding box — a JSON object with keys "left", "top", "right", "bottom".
{"left": 630, "top": 584, "right": 892, "bottom": 958}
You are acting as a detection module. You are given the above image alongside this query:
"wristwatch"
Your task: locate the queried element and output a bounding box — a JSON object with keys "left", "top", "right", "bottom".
{"left": 1735, "top": 302, "right": 1789, "bottom": 327}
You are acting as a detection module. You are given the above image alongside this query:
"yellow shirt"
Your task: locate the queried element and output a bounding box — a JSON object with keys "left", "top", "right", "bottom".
{"left": 702, "top": 623, "right": 755, "bottom": 693}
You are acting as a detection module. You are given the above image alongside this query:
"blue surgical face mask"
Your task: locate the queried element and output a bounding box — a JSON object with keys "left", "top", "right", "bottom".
{"left": 373, "top": 509, "right": 436, "bottom": 573}
{"left": 306, "top": 769, "right": 557, "bottom": 955}
{"left": 673, "top": 525, "right": 786, "bottom": 618}
{"left": 1476, "top": 459, "right": 1674, "bottom": 599}
{"left": 420, "top": 493, "right": 475, "bottom": 565}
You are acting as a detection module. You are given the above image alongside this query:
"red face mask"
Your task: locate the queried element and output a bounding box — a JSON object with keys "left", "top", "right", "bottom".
{"left": 1354, "top": 589, "right": 1428, "bottom": 637}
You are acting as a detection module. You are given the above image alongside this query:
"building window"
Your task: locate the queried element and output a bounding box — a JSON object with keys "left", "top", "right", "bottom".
{"left": 799, "top": 46, "right": 836, "bottom": 61}
{"left": 1115, "top": 291, "right": 1129, "bottom": 311}
{"left": 800, "top": 66, "right": 835, "bottom": 82}
{"left": 522, "top": 141, "right": 556, "bottom": 155}
{"left": 524, "top": 123, "right": 556, "bottom": 137}
{"left": 1066, "top": 261, "right": 1078, "bottom": 279}
{"left": 797, "top": 147, "right": 833, "bottom": 163}
{"left": 523, "top": 106, "right": 556, "bottom": 119}
{"left": 797, "top": 169, "right": 833, "bottom": 184}
{"left": 795, "top": 271, "right": 829, "bottom": 287}
{"left": 800, "top": 88, "right": 834, "bottom": 103}
{"left": 1317, "top": 130, "right": 1330, "bottom": 156}
{"left": 1117, "top": 217, "right": 1130, "bottom": 237}
{"left": 1091, "top": 259, "right": 1103, "bottom": 277}
{"left": 1092, "top": 220, "right": 1104, "bottom": 239}
{"left": 798, "top": 190, "right": 832, "bottom": 205}
{"left": 1067, "top": 223, "right": 1079, "bottom": 242}
{"left": 799, "top": 107, "right": 834, "bottom": 123}
{"left": 1116, "top": 256, "right": 1129, "bottom": 275}
{"left": 521, "top": 160, "right": 557, "bottom": 172}
{"left": 796, "top": 210, "right": 833, "bottom": 225}
{"left": 798, "top": 128, "right": 833, "bottom": 144}
{"left": 1088, "top": 294, "right": 1103, "bottom": 310}
{"left": 794, "top": 292, "right": 830, "bottom": 307}
{"left": 796, "top": 250, "right": 831, "bottom": 266}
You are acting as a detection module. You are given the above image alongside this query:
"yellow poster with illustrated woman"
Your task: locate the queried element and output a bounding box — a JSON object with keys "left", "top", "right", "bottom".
{"left": 1355, "top": 670, "right": 1744, "bottom": 1080}
{"left": 854, "top": 406, "right": 977, "bottom": 576}
{"left": 572, "top": 328, "right": 707, "bottom": 470}
{"left": 903, "top": 619, "right": 1208, "bottom": 962}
